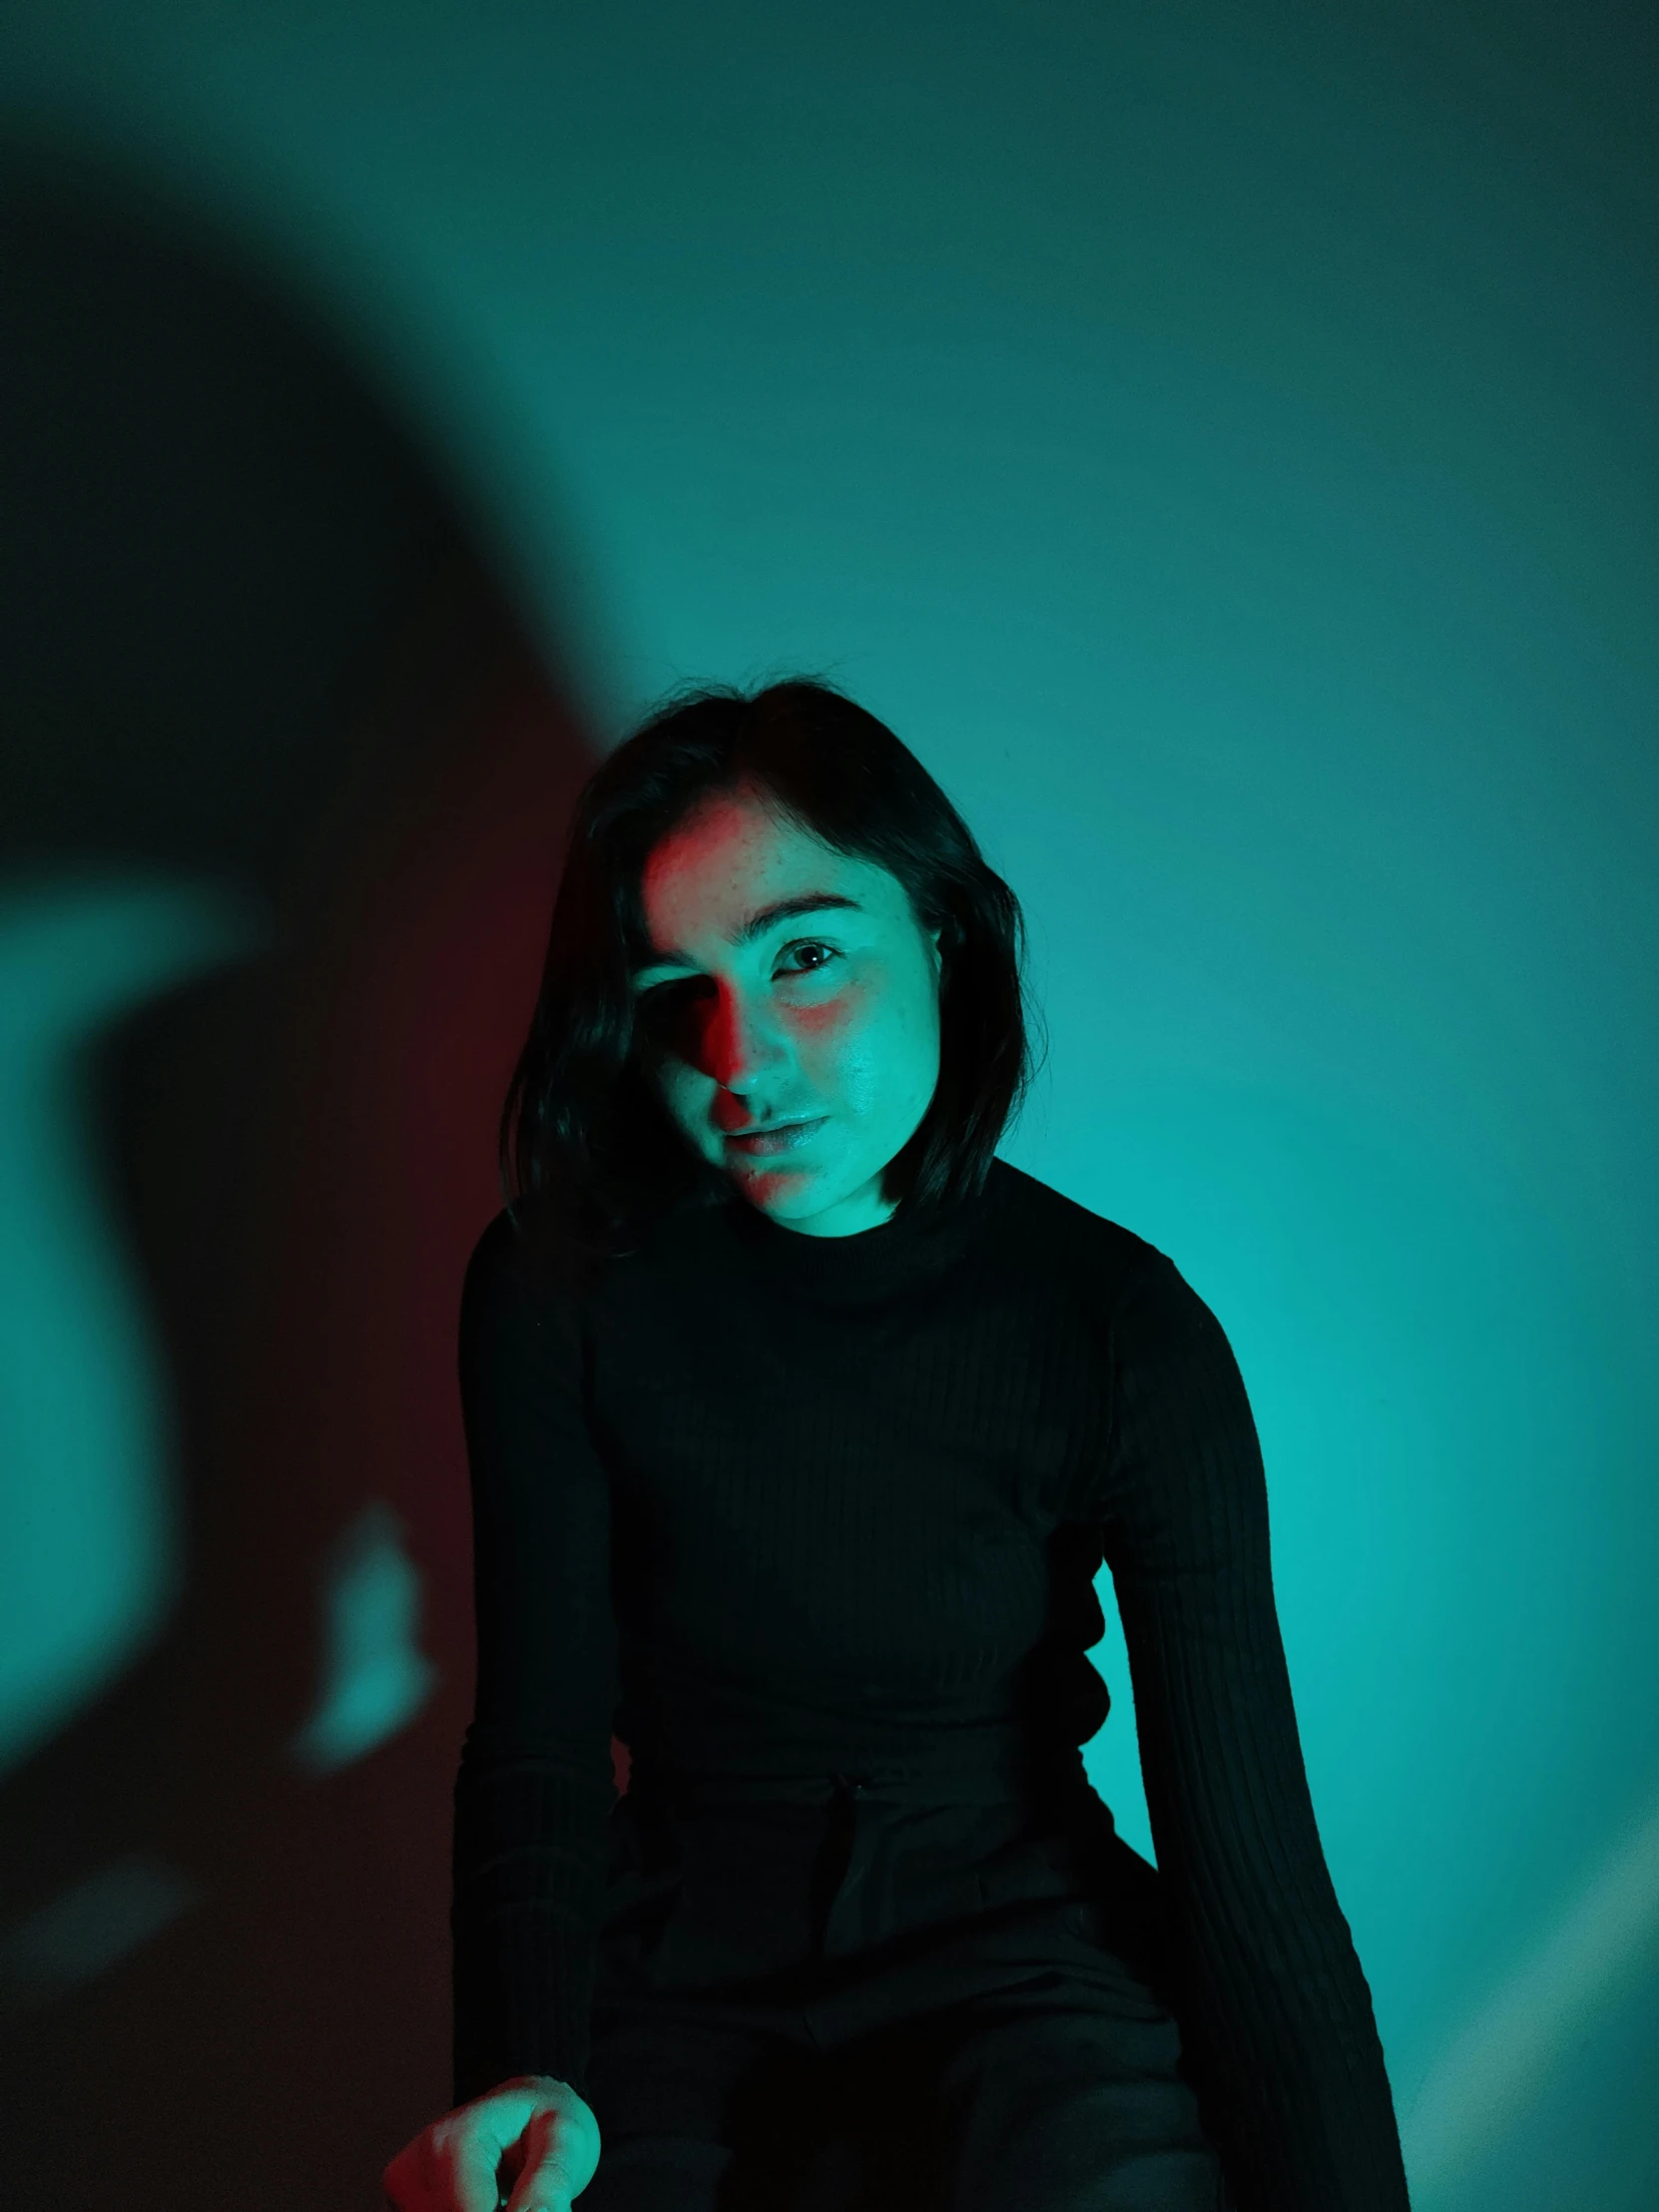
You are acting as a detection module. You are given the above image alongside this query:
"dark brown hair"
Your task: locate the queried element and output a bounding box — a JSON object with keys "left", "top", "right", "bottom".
{"left": 499, "top": 675, "right": 1041, "bottom": 1256}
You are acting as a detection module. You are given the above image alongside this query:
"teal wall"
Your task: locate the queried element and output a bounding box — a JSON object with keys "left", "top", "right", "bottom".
{"left": 2, "top": 6, "right": 1655, "bottom": 2207}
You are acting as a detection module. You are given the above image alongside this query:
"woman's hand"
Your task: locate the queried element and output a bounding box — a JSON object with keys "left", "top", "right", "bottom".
{"left": 382, "top": 2073, "right": 602, "bottom": 2212}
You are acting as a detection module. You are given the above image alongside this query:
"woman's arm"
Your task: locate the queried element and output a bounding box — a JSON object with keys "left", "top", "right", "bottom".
{"left": 451, "top": 1208, "right": 620, "bottom": 2109}
{"left": 1097, "top": 1253, "right": 1411, "bottom": 2212}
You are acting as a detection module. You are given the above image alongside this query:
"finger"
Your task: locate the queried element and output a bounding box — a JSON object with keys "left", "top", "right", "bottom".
{"left": 447, "top": 2145, "right": 508, "bottom": 2212}
{"left": 504, "top": 2104, "right": 596, "bottom": 2212}
{"left": 428, "top": 2123, "right": 509, "bottom": 2212}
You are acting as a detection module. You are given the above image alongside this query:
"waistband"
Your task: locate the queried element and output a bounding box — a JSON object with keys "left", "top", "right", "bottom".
{"left": 627, "top": 1739, "right": 1090, "bottom": 1813}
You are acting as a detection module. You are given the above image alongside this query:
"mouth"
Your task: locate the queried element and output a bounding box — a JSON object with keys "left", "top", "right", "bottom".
{"left": 724, "top": 1115, "right": 829, "bottom": 1158}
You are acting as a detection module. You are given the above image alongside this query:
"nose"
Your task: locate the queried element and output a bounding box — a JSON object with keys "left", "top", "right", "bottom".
{"left": 702, "top": 981, "right": 790, "bottom": 1096}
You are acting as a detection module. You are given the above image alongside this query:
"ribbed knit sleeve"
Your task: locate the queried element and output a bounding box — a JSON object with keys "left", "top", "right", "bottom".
{"left": 1098, "top": 1253, "right": 1411, "bottom": 2212}
{"left": 450, "top": 1211, "right": 619, "bottom": 2108}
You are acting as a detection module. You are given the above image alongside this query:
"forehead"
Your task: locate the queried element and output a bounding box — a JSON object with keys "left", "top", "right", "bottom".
{"left": 639, "top": 788, "right": 897, "bottom": 933}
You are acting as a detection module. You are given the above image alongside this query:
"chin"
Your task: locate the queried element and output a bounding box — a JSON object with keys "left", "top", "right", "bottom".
{"left": 727, "top": 1162, "right": 840, "bottom": 1217}
{"left": 737, "top": 1176, "right": 827, "bottom": 1217}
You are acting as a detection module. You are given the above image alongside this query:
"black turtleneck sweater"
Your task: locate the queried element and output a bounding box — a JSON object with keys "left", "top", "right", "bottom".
{"left": 450, "top": 1157, "right": 1411, "bottom": 2212}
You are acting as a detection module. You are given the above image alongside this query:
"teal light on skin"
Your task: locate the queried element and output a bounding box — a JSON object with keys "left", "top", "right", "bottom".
{"left": 632, "top": 784, "right": 942, "bottom": 1238}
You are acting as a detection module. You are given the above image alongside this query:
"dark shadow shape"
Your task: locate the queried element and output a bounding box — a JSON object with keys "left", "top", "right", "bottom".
{"left": 0, "top": 139, "right": 598, "bottom": 2211}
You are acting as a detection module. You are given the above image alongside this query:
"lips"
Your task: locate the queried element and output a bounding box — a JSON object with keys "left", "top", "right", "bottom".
{"left": 724, "top": 1116, "right": 828, "bottom": 1157}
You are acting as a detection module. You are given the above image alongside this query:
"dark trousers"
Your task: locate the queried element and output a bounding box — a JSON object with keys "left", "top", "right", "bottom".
{"left": 581, "top": 1774, "right": 1231, "bottom": 2211}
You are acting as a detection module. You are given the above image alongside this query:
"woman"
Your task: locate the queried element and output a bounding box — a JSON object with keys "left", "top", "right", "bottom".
{"left": 383, "top": 680, "right": 1412, "bottom": 2212}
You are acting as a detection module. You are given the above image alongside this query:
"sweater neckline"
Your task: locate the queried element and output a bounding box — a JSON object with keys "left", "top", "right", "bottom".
{"left": 717, "top": 1157, "right": 1009, "bottom": 1303}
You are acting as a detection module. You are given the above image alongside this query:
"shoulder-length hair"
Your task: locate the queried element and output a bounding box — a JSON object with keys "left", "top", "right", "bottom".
{"left": 498, "top": 675, "right": 1041, "bottom": 1258}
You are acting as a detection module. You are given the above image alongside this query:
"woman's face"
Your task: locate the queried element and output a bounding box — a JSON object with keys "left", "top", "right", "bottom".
{"left": 632, "top": 784, "right": 942, "bottom": 1237}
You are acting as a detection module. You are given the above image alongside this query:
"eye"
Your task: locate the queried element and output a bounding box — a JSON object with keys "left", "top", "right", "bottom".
{"left": 631, "top": 944, "right": 838, "bottom": 1050}
{"left": 778, "top": 940, "right": 839, "bottom": 976}
{"left": 634, "top": 975, "right": 710, "bottom": 1044}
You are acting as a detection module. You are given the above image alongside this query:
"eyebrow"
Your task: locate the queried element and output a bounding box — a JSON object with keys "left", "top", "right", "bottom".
{"left": 636, "top": 893, "right": 864, "bottom": 973}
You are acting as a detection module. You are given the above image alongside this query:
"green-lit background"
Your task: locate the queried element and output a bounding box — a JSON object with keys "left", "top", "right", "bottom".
{"left": 1, "top": 5, "right": 1655, "bottom": 2208}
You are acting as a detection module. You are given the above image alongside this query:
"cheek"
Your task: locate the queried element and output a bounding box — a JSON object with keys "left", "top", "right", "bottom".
{"left": 794, "top": 985, "right": 933, "bottom": 1116}
{"left": 652, "top": 1053, "right": 711, "bottom": 1129}
{"left": 773, "top": 999, "right": 864, "bottom": 1120}
{"left": 791, "top": 994, "right": 866, "bottom": 1096}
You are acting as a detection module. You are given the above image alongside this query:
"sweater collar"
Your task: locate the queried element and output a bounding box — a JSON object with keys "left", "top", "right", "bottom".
{"left": 714, "top": 1158, "right": 1009, "bottom": 1305}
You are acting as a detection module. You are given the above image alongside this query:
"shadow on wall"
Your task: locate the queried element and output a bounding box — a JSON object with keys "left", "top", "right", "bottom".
{"left": 0, "top": 144, "right": 598, "bottom": 2210}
